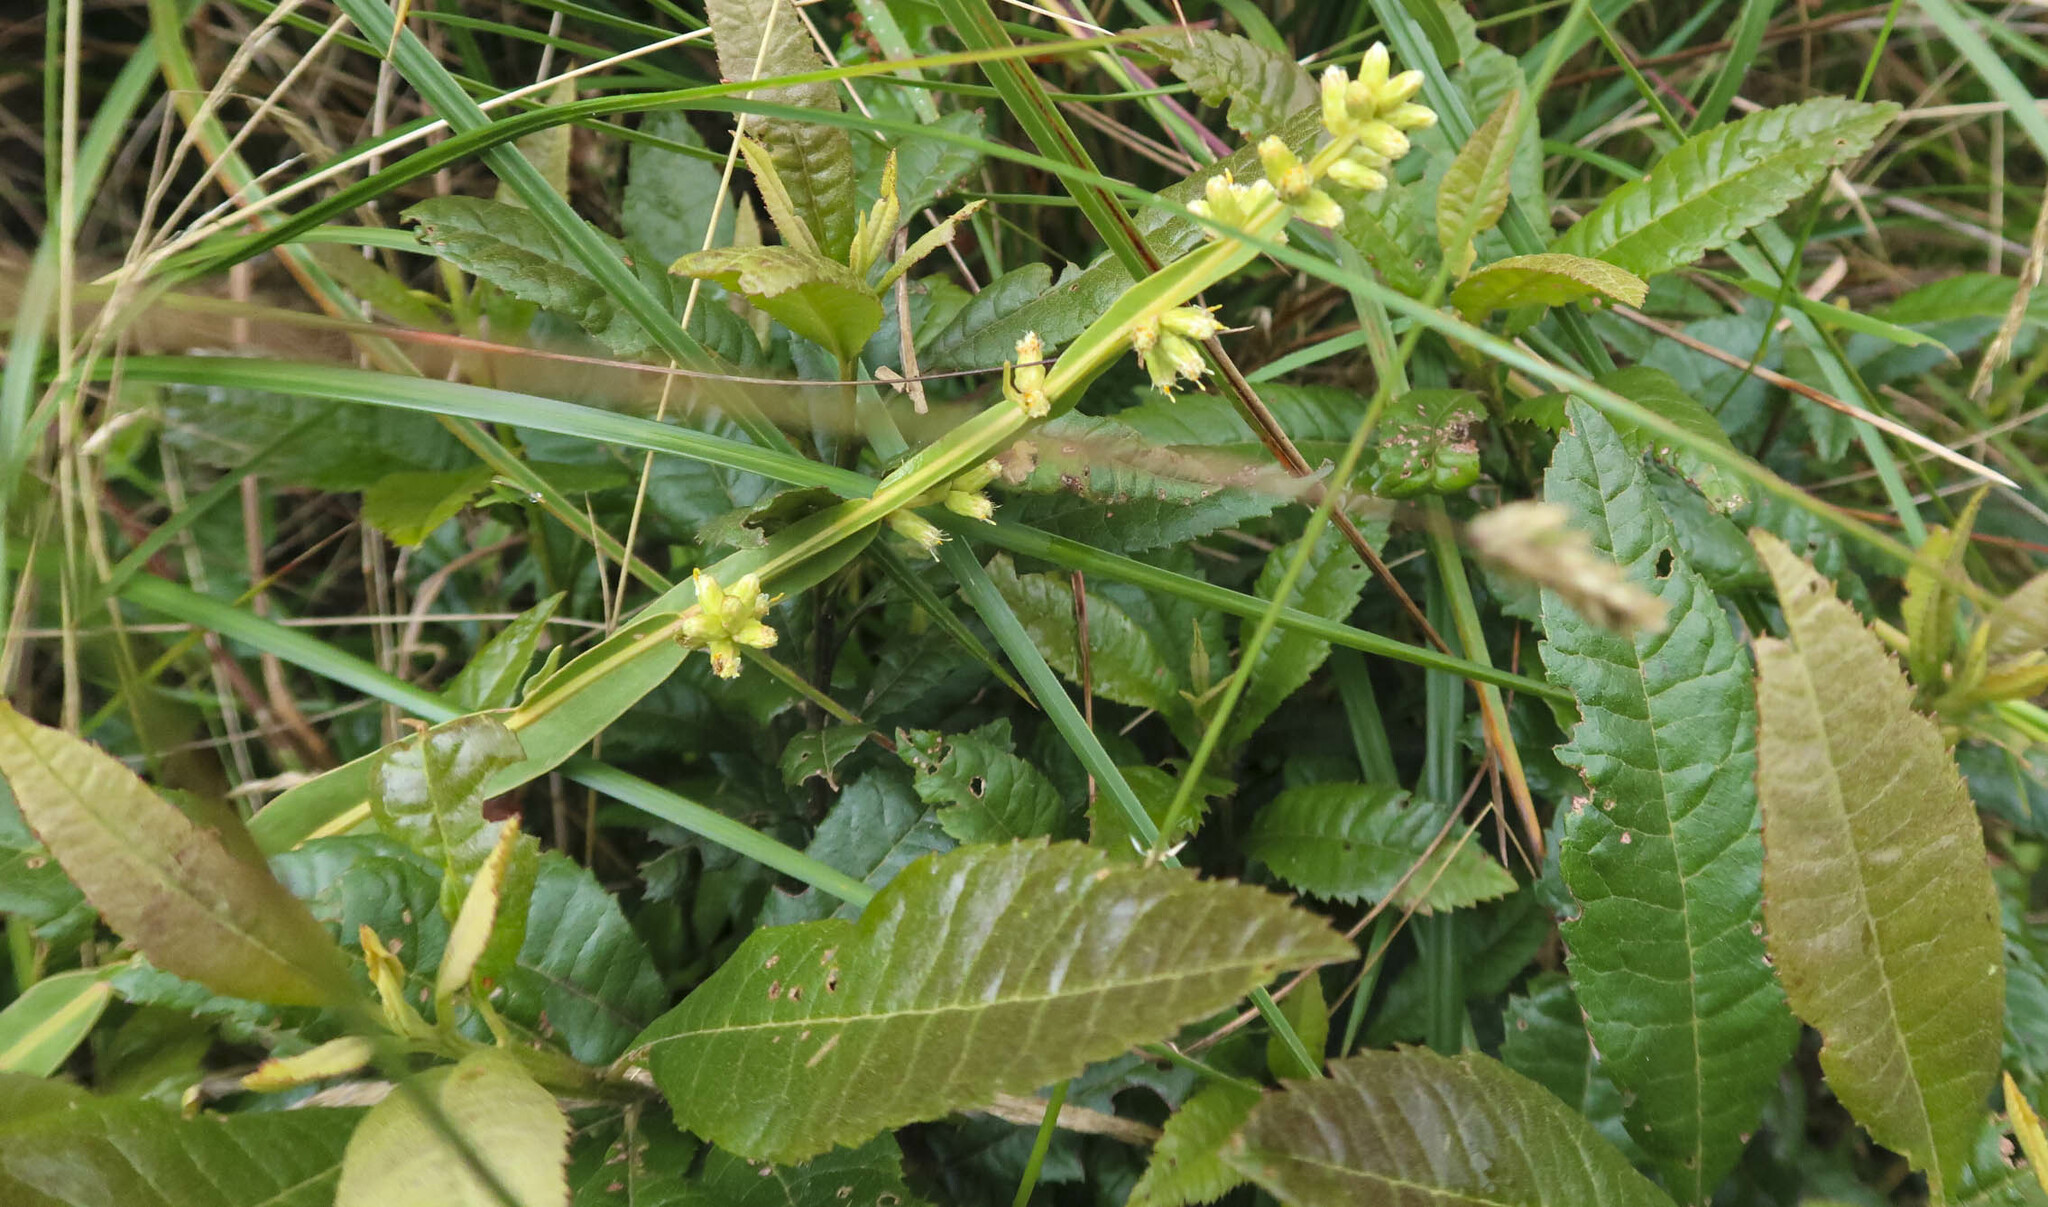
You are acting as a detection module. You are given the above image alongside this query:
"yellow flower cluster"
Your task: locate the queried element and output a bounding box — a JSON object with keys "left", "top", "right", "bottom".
{"left": 886, "top": 459, "right": 1003, "bottom": 557}
{"left": 1131, "top": 305, "right": 1225, "bottom": 396}
{"left": 678, "top": 570, "right": 779, "bottom": 679}
{"left": 1318, "top": 44, "right": 1438, "bottom": 194}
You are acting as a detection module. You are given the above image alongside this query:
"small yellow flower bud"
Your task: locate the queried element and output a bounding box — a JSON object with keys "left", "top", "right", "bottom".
{"left": 1130, "top": 315, "right": 1160, "bottom": 355}
{"left": 944, "top": 489, "right": 996, "bottom": 523}
{"left": 1159, "top": 305, "right": 1225, "bottom": 341}
{"left": 1357, "top": 121, "right": 1410, "bottom": 161}
{"left": 1327, "top": 157, "right": 1389, "bottom": 193}
{"left": 887, "top": 510, "right": 946, "bottom": 556}
{"left": 707, "top": 643, "right": 743, "bottom": 679}
{"left": 1380, "top": 69, "right": 1425, "bottom": 108}
{"left": 1384, "top": 102, "right": 1438, "bottom": 132}
{"left": 731, "top": 620, "right": 778, "bottom": 650}
{"left": 1007, "top": 332, "right": 1050, "bottom": 417}
{"left": 1357, "top": 43, "right": 1390, "bottom": 95}
{"left": 677, "top": 569, "right": 779, "bottom": 678}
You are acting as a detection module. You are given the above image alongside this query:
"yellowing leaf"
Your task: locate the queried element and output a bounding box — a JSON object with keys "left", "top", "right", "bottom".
{"left": 0, "top": 704, "right": 353, "bottom": 1008}
{"left": 336, "top": 1049, "right": 568, "bottom": 1207}
{"left": 2006, "top": 1072, "right": 2048, "bottom": 1194}
{"left": 1437, "top": 91, "right": 1522, "bottom": 276}
{"left": 630, "top": 840, "right": 1352, "bottom": 1162}
{"left": 1752, "top": 530, "right": 2005, "bottom": 1202}
{"left": 1451, "top": 252, "right": 1648, "bottom": 318}
{"left": 670, "top": 246, "right": 883, "bottom": 365}
{"left": 437, "top": 816, "right": 524, "bottom": 1006}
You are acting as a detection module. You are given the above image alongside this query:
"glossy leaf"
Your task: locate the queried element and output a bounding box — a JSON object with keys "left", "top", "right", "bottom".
{"left": 1140, "top": 28, "right": 1319, "bottom": 140}
{"left": 1248, "top": 783, "right": 1514, "bottom": 912}
{"left": 705, "top": 0, "right": 857, "bottom": 259}
{"left": 1541, "top": 403, "right": 1792, "bottom": 1201}
{"left": 448, "top": 594, "right": 564, "bottom": 711}
{"left": 0, "top": 703, "right": 354, "bottom": 1008}
{"left": 669, "top": 246, "right": 882, "bottom": 365}
{"left": 1127, "top": 1081, "right": 1260, "bottom": 1207}
{"left": 0, "top": 968, "right": 113, "bottom": 1076}
{"left": 1438, "top": 91, "right": 1522, "bottom": 275}
{"left": 336, "top": 1048, "right": 569, "bottom": 1207}
{"left": 1451, "top": 252, "right": 1648, "bottom": 318}
{"left": 898, "top": 719, "right": 1073, "bottom": 842}
{"left": 1752, "top": 529, "right": 2006, "bottom": 1201}
{"left": 1552, "top": 98, "right": 1898, "bottom": 278}
{"left": 0, "top": 1086, "right": 359, "bottom": 1207}
{"left": 369, "top": 713, "right": 526, "bottom": 915}
{"left": 1226, "top": 1048, "right": 1674, "bottom": 1206}
{"left": 406, "top": 196, "right": 675, "bottom": 359}
{"left": 1367, "top": 389, "right": 1482, "bottom": 498}
{"left": 630, "top": 840, "right": 1352, "bottom": 1161}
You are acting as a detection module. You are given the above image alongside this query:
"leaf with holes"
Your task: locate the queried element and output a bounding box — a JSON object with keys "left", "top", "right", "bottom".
{"left": 1140, "top": 28, "right": 1318, "bottom": 140}
{"left": 1248, "top": 783, "right": 1515, "bottom": 913}
{"left": 406, "top": 197, "right": 676, "bottom": 359}
{"left": 1595, "top": 367, "right": 1748, "bottom": 512}
{"left": 0, "top": 703, "right": 354, "bottom": 1008}
{"left": 1452, "top": 253, "right": 1648, "bottom": 319}
{"left": 1752, "top": 529, "right": 2005, "bottom": 1202}
{"left": 778, "top": 724, "right": 871, "bottom": 789}
{"left": 1438, "top": 91, "right": 1522, "bottom": 275}
{"left": 1541, "top": 403, "right": 1793, "bottom": 1202}
{"left": 629, "top": 840, "right": 1353, "bottom": 1162}
{"left": 670, "top": 246, "right": 882, "bottom": 365}
{"left": 1226, "top": 1048, "right": 1673, "bottom": 1206}
{"left": 1127, "top": 1081, "right": 1260, "bottom": 1207}
{"left": 0, "top": 1079, "right": 360, "bottom": 1207}
{"left": 898, "top": 719, "right": 1073, "bottom": 843}
{"left": 1552, "top": 98, "right": 1898, "bottom": 278}
{"left": 704, "top": 0, "right": 857, "bottom": 259}
{"left": 692, "top": 1133, "right": 929, "bottom": 1206}
{"left": 1366, "top": 389, "right": 1482, "bottom": 499}
{"left": 336, "top": 1048, "right": 569, "bottom": 1207}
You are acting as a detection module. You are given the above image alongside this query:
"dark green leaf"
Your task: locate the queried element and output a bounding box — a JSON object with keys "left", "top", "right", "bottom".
{"left": 693, "top": 1133, "right": 930, "bottom": 1206}
{"left": 631, "top": 840, "right": 1352, "bottom": 1161}
{"left": 1596, "top": 366, "right": 1748, "bottom": 512}
{"left": 1248, "top": 783, "right": 1515, "bottom": 912}
{"left": 448, "top": 594, "right": 565, "bottom": 711}
{"left": 624, "top": 111, "right": 738, "bottom": 267}
{"left": 985, "top": 554, "right": 1185, "bottom": 721}
{"left": 778, "top": 725, "right": 872, "bottom": 789}
{"left": 1541, "top": 403, "right": 1793, "bottom": 1201}
{"left": 1500, "top": 972, "right": 1645, "bottom": 1166}
{"left": 502, "top": 853, "right": 669, "bottom": 1064}
{"left": 1090, "top": 764, "right": 1227, "bottom": 863}
{"left": 758, "top": 765, "right": 952, "bottom": 927}
{"left": 361, "top": 465, "right": 494, "bottom": 547}
{"left": 1232, "top": 528, "right": 1372, "bottom": 745}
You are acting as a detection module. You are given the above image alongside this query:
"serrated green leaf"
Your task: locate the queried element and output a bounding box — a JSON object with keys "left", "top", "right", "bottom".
{"left": 1248, "top": 783, "right": 1515, "bottom": 912}
{"left": 631, "top": 840, "right": 1353, "bottom": 1162}
{"left": 1596, "top": 366, "right": 1749, "bottom": 512}
{"left": 337, "top": 1048, "right": 569, "bottom": 1207}
{"left": 0, "top": 703, "right": 354, "bottom": 1008}
{"left": 1139, "top": 28, "right": 1318, "bottom": 140}
{"left": 985, "top": 554, "right": 1185, "bottom": 720}
{"left": 999, "top": 413, "right": 1285, "bottom": 554}
{"left": 0, "top": 1086, "right": 359, "bottom": 1207}
{"left": 449, "top": 594, "right": 564, "bottom": 711}
{"left": 1553, "top": 98, "right": 1898, "bottom": 278}
{"left": 1500, "top": 972, "right": 1645, "bottom": 1166}
{"left": 406, "top": 196, "right": 675, "bottom": 358}
{"left": 370, "top": 713, "right": 525, "bottom": 912}
{"left": 1367, "top": 388, "right": 1482, "bottom": 498}
{"left": 1438, "top": 91, "right": 1522, "bottom": 275}
{"left": 624, "top": 111, "right": 738, "bottom": 267}
{"left": 1226, "top": 1048, "right": 1674, "bottom": 1207}
{"left": 1540, "top": 403, "right": 1793, "bottom": 1202}
{"left": 1128, "top": 1081, "right": 1261, "bottom": 1207}
{"left": 1752, "top": 529, "right": 2006, "bottom": 1202}
{"left": 1452, "top": 252, "right": 1648, "bottom": 318}
{"left": 758, "top": 766, "right": 952, "bottom": 927}
{"left": 705, "top": 0, "right": 857, "bottom": 259}
{"left": 569, "top": 1110, "right": 699, "bottom": 1207}
{"left": 1090, "top": 764, "right": 1226, "bottom": 863}
{"left": 1232, "top": 529, "right": 1373, "bottom": 746}
{"left": 0, "top": 968, "right": 112, "bottom": 1076}
{"left": 898, "top": 719, "right": 1072, "bottom": 842}
{"left": 503, "top": 852, "right": 668, "bottom": 1063}
{"left": 670, "top": 246, "right": 882, "bottom": 364}
{"left": 694, "top": 1133, "right": 929, "bottom": 1206}
{"left": 494, "top": 77, "right": 576, "bottom": 205}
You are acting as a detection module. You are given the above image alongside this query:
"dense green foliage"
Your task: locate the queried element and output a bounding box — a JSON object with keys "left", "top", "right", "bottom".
{"left": 5, "top": 0, "right": 2048, "bottom": 1204}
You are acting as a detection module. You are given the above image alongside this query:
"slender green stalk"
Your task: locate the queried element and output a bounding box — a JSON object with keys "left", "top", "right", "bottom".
{"left": 1011, "top": 1080, "right": 1071, "bottom": 1207}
